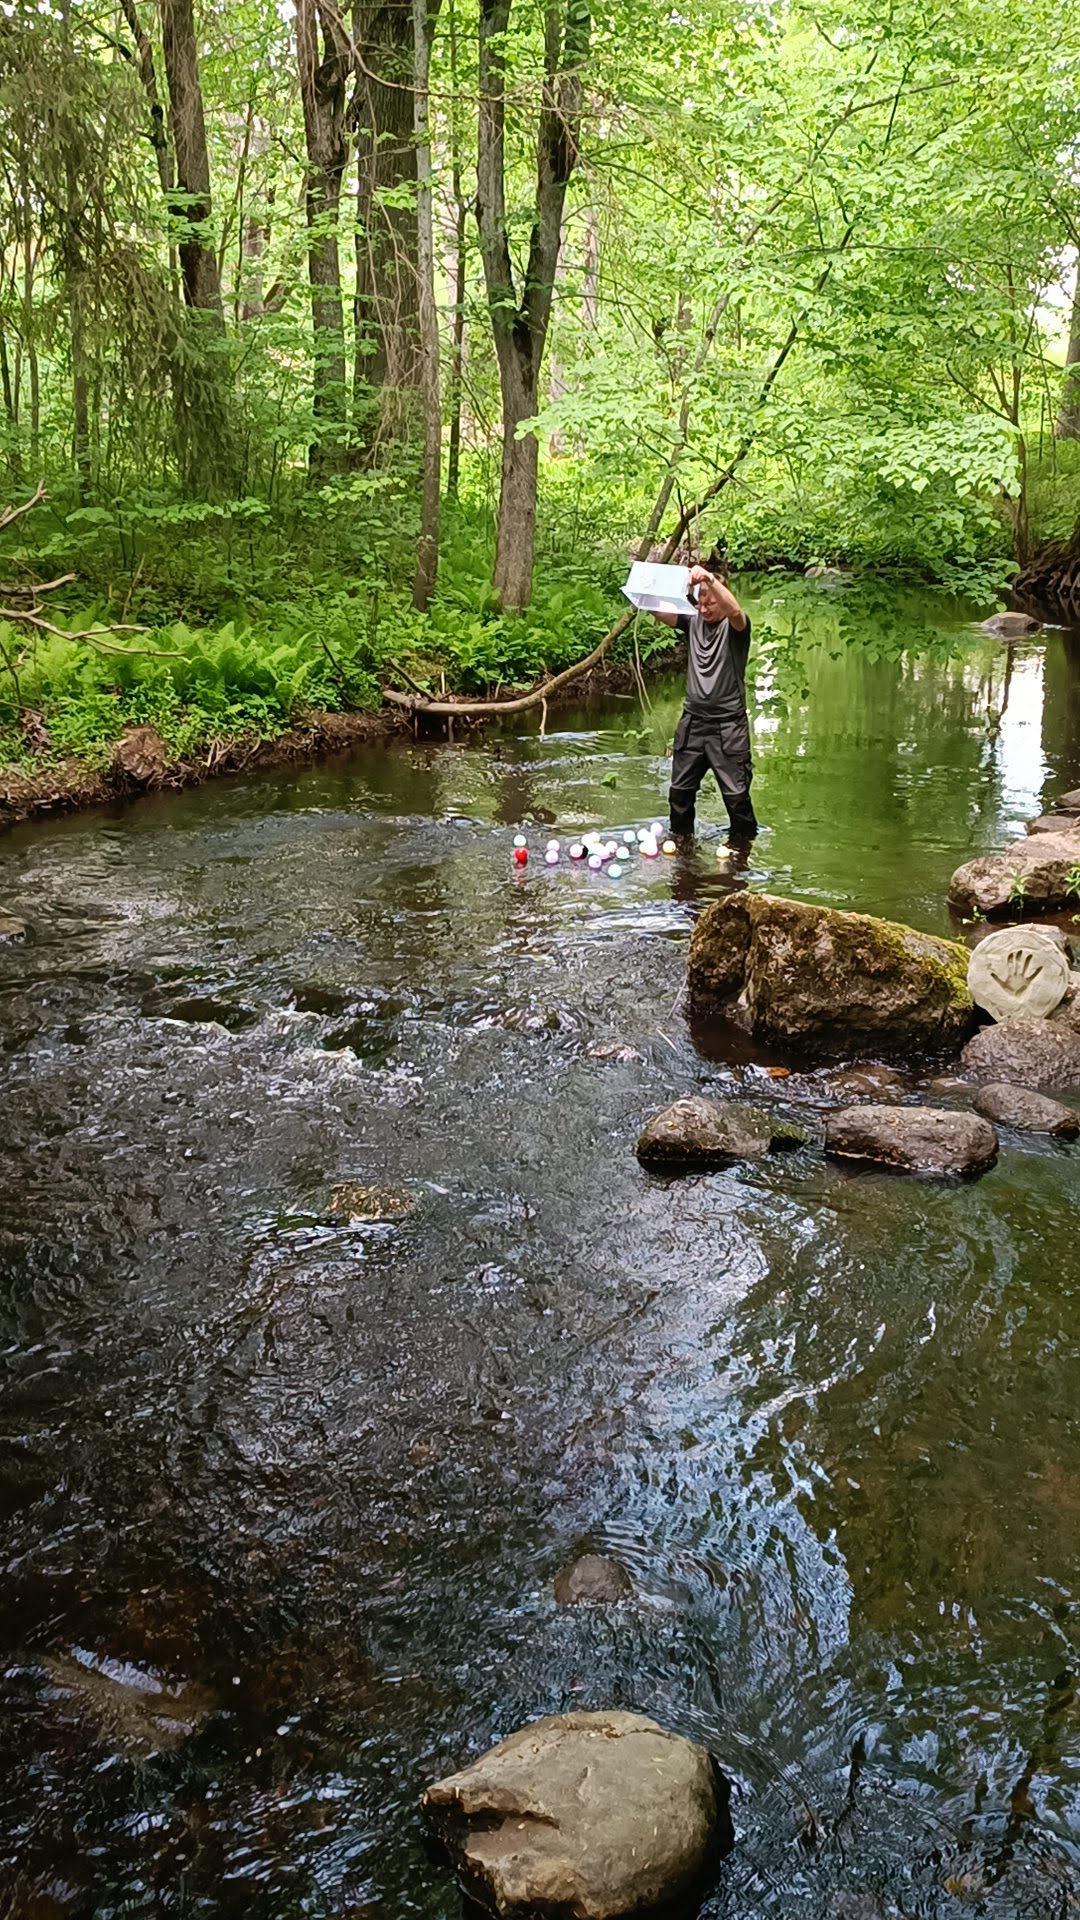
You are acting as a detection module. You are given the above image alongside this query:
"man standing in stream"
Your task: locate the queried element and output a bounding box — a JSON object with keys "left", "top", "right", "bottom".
{"left": 654, "top": 558, "right": 758, "bottom": 844}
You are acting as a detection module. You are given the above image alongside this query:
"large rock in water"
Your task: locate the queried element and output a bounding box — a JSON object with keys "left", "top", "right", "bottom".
{"left": 688, "top": 893, "right": 974, "bottom": 1058}
{"left": 960, "top": 1020, "right": 1080, "bottom": 1090}
{"left": 825, "top": 1105, "right": 998, "bottom": 1176}
{"left": 423, "top": 1710, "right": 726, "bottom": 1919}
{"left": 981, "top": 611, "right": 1041, "bottom": 637}
{"left": 972, "top": 1083, "right": 1080, "bottom": 1137}
{"left": 635, "top": 1094, "right": 806, "bottom": 1168}
{"left": 948, "top": 828, "right": 1080, "bottom": 918}
{"left": 553, "top": 1554, "right": 633, "bottom": 1606}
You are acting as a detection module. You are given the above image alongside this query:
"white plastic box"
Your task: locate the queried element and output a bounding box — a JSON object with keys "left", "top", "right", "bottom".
{"left": 621, "top": 561, "right": 696, "bottom": 616}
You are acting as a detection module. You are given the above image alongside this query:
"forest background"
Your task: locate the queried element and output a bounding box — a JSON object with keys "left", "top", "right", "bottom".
{"left": 2, "top": 0, "right": 1080, "bottom": 771}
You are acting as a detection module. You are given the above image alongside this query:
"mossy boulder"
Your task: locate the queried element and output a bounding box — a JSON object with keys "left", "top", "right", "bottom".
{"left": 689, "top": 892, "right": 975, "bottom": 1059}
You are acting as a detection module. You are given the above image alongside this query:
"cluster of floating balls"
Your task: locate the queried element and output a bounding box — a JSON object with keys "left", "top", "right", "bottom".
{"left": 512, "top": 824, "right": 678, "bottom": 873}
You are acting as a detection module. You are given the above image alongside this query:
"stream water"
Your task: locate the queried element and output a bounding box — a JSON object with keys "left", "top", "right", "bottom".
{"left": 3, "top": 580, "right": 1080, "bottom": 1918}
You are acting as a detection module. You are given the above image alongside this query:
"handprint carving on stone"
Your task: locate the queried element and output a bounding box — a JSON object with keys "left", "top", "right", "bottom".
{"left": 986, "top": 944, "right": 1046, "bottom": 997}
{"left": 967, "top": 927, "right": 1070, "bottom": 1023}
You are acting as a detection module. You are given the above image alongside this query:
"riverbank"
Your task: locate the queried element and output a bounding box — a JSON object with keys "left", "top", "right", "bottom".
{"left": 0, "top": 655, "right": 663, "bottom": 834}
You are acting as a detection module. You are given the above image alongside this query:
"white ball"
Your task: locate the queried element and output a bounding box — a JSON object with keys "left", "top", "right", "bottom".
{"left": 636, "top": 828, "right": 648, "bottom": 843}
{"left": 608, "top": 863, "right": 623, "bottom": 878}
{"left": 623, "top": 830, "right": 636, "bottom": 845}
{"left": 544, "top": 849, "right": 559, "bottom": 865}
{"left": 651, "top": 821, "right": 664, "bottom": 839}
{"left": 513, "top": 834, "right": 527, "bottom": 848}
{"left": 641, "top": 837, "right": 658, "bottom": 858}
{"left": 588, "top": 853, "right": 603, "bottom": 870}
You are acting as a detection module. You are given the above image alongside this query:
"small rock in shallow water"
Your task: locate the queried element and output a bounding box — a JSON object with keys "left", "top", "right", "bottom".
{"left": 327, "top": 1183, "right": 411, "bottom": 1222}
{"left": 423, "top": 1710, "right": 727, "bottom": 1920}
{"left": 636, "top": 1095, "right": 807, "bottom": 1169}
{"left": 553, "top": 1553, "right": 633, "bottom": 1605}
{"left": 824, "top": 1065, "right": 908, "bottom": 1102}
{"left": 972, "top": 1083, "right": 1080, "bottom": 1137}
{"left": 825, "top": 1104, "right": 997, "bottom": 1177}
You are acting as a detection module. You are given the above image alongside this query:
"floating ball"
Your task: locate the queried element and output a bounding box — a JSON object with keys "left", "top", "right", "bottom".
{"left": 609, "top": 863, "right": 623, "bottom": 878}
{"left": 623, "top": 830, "right": 636, "bottom": 845}
{"left": 636, "top": 828, "right": 649, "bottom": 844}
{"left": 662, "top": 839, "right": 677, "bottom": 855}
{"left": 513, "top": 847, "right": 528, "bottom": 865}
{"left": 546, "top": 838, "right": 560, "bottom": 852}
{"left": 587, "top": 853, "right": 603, "bottom": 870}
{"left": 569, "top": 843, "right": 586, "bottom": 861}
{"left": 716, "top": 844, "right": 733, "bottom": 860}
{"left": 513, "top": 833, "right": 527, "bottom": 849}
{"left": 651, "top": 820, "right": 664, "bottom": 839}
{"left": 604, "top": 841, "right": 619, "bottom": 858}
{"left": 544, "top": 849, "right": 559, "bottom": 865}
{"left": 641, "top": 836, "right": 658, "bottom": 858}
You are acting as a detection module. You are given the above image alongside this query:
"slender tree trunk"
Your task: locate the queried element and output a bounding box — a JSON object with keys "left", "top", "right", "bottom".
{"left": 446, "top": 198, "right": 467, "bottom": 498}
{"left": 445, "top": 0, "right": 467, "bottom": 498}
{"left": 1057, "top": 263, "right": 1080, "bottom": 441}
{"left": 475, "top": 0, "right": 590, "bottom": 609}
{"left": 296, "top": 0, "right": 352, "bottom": 476}
{"left": 412, "top": 0, "right": 442, "bottom": 607}
{"left": 352, "top": 0, "right": 421, "bottom": 447}
{"left": 119, "top": 0, "right": 174, "bottom": 197}
{"left": 158, "top": 0, "right": 224, "bottom": 319}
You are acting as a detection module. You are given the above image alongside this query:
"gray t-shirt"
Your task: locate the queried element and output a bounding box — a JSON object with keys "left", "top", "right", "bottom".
{"left": 676, "top": 612, "right": 751, "bottom": 718}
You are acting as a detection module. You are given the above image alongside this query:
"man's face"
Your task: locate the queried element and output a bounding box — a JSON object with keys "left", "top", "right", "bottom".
{"left": 695, "top": 576, "right": 726, "bottom": 621}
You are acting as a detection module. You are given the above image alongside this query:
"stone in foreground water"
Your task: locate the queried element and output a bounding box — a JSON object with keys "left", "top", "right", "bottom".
{"left": 424, "top": 1710, "right": 726, "bottom": 1919}
{"left": 825, "top": 1105, "right": 998, "bottom": 1177}
{"left": 636, "top": 1095, "right": 806, "bottom": 1169}
{"left": 971, "top": 1083, "right": 1080, "bottom": 1137}
{"left": 960, "top": 1019, "right": 1080, "bottom": 1090}
{"left": 553, "top": 1553, "right": 633, "bottom": 1606}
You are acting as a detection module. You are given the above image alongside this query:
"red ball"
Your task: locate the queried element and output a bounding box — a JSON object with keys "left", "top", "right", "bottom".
{"left": 513, "top": 847, "right": 528, "bottom": 865}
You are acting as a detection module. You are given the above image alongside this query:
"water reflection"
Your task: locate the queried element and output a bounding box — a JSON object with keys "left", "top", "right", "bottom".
{"left": 1, "top": 581, "right": 1080, "bottom": 1917}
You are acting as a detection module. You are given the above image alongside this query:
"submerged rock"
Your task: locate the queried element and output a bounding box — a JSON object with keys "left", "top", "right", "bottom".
{"left": 327, "top": 1182, "right": 411, "bottom": 1223}
{"left": 423, "top": 1709, "right": 727, "bottom": 1919}
{"left": 966, "top": 926, "right": 1070, "bottom": 1022}
{"left": 960, "top": 1020, "right": 1080, "bottom": 1090}
{"left": 971, "top": 1083, "right": 1080, "bottom": 1137}
{"left": 689, "top": 893, "right": 974, "bottom": 1058}
{"left": 636, "top": 1095, "right": 806, "bottom": 1169}
{"left": 111, "top": 724, "right": 170, "bottom": 788}
{"left": 981, "top": 611, "right": 1041, "bottom": 636}
{"left": 553, "top": 1554, "right": 633, "bottom": 1606}
{"left": 948, "top": 828, "right": 1080, "bottom": 918}
{"left": 823, "top": 1065, "right": 908, "bottom": 1102}
{"left": 825, "top": 1104, "right": 997, "bottom": 1176}
{"left": 35, "top": 1649, "right": 217, "bottom": 1758}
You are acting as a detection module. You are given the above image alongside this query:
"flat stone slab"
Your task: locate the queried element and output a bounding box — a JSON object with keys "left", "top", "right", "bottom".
{"left": 960, "top": 1020, "right": 1080, "bottom": 1090}
{"left": 825, "top": 1104, "right": 997, "bottom": 1176}
{"left": 972, "top": 1083, "right": 1080, "bottom": 1137}
{"left": 636, "top": 1095, "right": 806, "bottom": 1169}
{"left": 424, "top": 1710, "right": 725, "bottom": 1919}
{"left": 967, "top": 927, "right": 1070, "bottom": 1022}
{"left": 1025, "top": 814, "right": 1080, "bottom": 836}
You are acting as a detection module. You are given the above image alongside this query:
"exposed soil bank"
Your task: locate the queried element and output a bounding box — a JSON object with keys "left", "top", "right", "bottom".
{"left": 0, "top": 655, "right": 672, "bottom": 836}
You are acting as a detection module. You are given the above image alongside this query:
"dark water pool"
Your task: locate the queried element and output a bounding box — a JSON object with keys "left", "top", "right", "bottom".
{"left": 4, "top": 582, "right": 1080, "bottom": 1917}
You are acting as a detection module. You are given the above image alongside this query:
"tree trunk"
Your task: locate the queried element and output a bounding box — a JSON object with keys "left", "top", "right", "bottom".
{"left": 296, "top": 0, "right": 352, "bottom": 476}
{"left": 495, "top": 360, "right": 540, "bottom": 607}
{"left": 1057, "top": 262, "right": 1080, "bottom": 441}
{"left": 158, "top": 0, "right": 224, "bottom": 319}
{"left": 119, "top": 0, "right": 174, "bottom": 197}
{"left": 412, "top": 0, "right": 442, "bottom": 608}
{"left": 353, "top": 0, "right": 421, "bottom": 446}
{"left": 445, "top": 0, "right": 467, "bottom": 498}
{"left": 475, "top": 0, "right": 590, "bottom": 609}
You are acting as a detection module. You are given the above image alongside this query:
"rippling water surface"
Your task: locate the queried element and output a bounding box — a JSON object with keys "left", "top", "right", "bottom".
{"left": 4, "top": 582, "right": 1080, "bottom": 1917}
